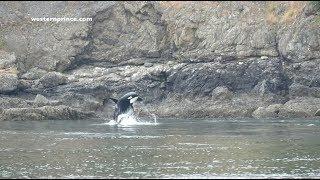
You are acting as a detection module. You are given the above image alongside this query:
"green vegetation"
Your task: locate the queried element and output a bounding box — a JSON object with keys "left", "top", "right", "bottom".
{"left": 0, "top": 30, "right": 7, "bottom": 50}
{"left": 310, "top": 1, "right": 320, "bottom": 14}
{"left": 266, "top": 1, "right": 277, "bottom": 13}
{"left": 0, "top": 38, "right": 7, "bottom": 50}
{"left": 310, "top": 1, "right": 320, "bottom": 25}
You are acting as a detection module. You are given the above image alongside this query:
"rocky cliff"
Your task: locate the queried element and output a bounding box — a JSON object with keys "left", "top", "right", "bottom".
{"left": 0, "top": 1, "right": 319, "bottom": 120}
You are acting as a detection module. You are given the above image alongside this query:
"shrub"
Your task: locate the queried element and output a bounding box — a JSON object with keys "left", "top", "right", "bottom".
{"left": 0, "top": 37, "right": 6, "bottom": 50}
{"left": 310, "top": 1, "right": 320, "bottom": 14}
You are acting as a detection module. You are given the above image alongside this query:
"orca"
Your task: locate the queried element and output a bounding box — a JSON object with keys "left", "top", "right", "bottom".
{"left": 106, "top": 92, "right": 142, "bottom": 123}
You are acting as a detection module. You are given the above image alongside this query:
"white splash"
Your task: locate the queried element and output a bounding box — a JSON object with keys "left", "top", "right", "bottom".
{"left": 105, "top": 120, "right": 118, "bottom": 126}
{"left": 105, "top": 113, "right": 158, "bottom": 126}
{"left": 117, "top": 113, "right": 139, "bottom": 126}
{"left": 103, "top": 103, "right": 158, "bottom": 126}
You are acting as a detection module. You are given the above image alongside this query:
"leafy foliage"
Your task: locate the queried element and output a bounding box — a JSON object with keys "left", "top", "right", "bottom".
{"left": 310, "top": 1, "right": 320, "bottom": 14}
{"left": 0, "top": 38, "right": 6, "bottom": 50}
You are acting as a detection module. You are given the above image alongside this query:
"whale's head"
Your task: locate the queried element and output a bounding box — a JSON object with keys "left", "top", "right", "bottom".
{"left": 120, "top": 92, "right": 143, "bottom": 104}
{"left": 110, "top": 92, "right": 143, "bottom": 122}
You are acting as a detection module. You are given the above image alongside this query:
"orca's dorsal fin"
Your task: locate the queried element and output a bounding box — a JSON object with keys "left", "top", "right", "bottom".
{"left": 109, "top": 98, "right": 118, "bottom": 103}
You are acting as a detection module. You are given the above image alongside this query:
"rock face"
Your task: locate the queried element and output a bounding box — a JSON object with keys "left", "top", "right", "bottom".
{"left": 1, "top": 1, "right": 116, "bottom": 72}
{"left": 0, "top": 1, "right": 320, "bottom": 120}
{"left": 75, "top": 2, "right": 168, "bottom": 65}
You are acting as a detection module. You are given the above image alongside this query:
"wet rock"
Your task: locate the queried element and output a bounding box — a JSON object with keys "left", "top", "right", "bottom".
{"left": 169, "top": 58, "right": 288, "bottom": 97}
{"left": 289, "top": 83, "right": 320, "bottom": 98}
{"left": 152, "top": 101, "right": 256, "bottom": 118}
{"left": 285, "top": 59, "right": 320, "bottom": 89}
{"left": 0, "top": 105, "right": 96, "bottom": 121}
{"left": 145, "top": 93, "right": 269, "bottom": 118}
{"left": 252, "top": 104, "right": 283, "bottom": 118}
{"left": 59, "top": 93, "right": 102, "bottom": 112}
{"left": 289, "top": 83, "right": 311, "bottom": 97}
{"left": 279, "top": 97, "right": 320, "bottom": 118}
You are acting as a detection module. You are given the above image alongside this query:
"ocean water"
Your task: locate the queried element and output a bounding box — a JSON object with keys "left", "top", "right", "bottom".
{"left": 0, "top": 117, "right": 320, "bottom": 178}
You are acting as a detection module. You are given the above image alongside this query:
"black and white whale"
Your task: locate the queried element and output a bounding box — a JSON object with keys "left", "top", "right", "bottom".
{"left": 107, "top": 92, "right": 143, "bottom": 123}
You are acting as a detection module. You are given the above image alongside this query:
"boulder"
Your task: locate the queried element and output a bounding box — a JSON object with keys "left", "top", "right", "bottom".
{"left": 211, "top": 86, "right": 233, "bottom": 100}
{"left": 21, "top": 67, "right": 47, "bottom": 80}
{"left": 0, "top": 73, "right": 19, "bottom": 93}
{"left": 18, "top": 79, "right": 33, "bottom": 91}
{"left": 252, "top": 104, "right": 283, "bottom": 118}
{"left": 37, "top": 72, "right": 67, "bottom": 88}
{"left": 33, "top": 94, "right": 51, "bottom": 107}
{"left": 0, "top": 50, "right": 16, "bottom": 69}
{"left": 279, "top": 97, "right": 320, "bottom": 118}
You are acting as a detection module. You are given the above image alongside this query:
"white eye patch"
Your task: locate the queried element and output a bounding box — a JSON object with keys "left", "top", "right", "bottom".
{"left": 127, "top": 96, "right": 133, "bottom": 100}
{"left": 130, "top": 96, "right": 139, "bottom": 103}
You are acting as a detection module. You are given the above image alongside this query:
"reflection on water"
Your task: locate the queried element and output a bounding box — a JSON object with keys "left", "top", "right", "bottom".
{"left": 0, "top": 118, "right": 320, "bottom": 178}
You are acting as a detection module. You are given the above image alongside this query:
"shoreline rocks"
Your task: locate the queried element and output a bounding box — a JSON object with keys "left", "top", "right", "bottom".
{"left": 0, "top": 105, "right": 96, "bottom": 121}
{"left": 0, "top": 2, "right": 319, "bottom": 120}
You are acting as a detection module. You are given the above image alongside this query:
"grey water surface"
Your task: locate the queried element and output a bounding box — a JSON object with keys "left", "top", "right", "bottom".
{"left": 0, "top": 118, "right": 320, "bottom": 179}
